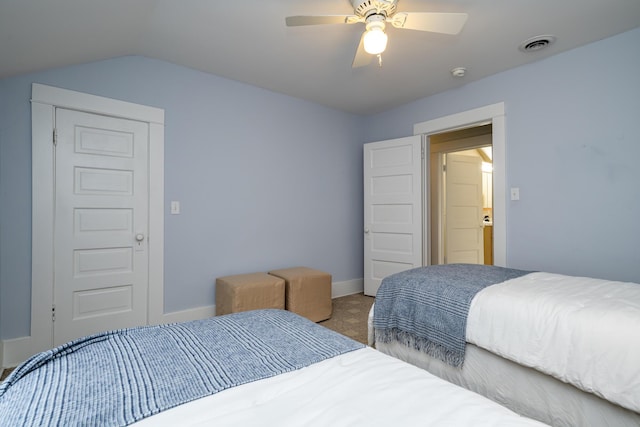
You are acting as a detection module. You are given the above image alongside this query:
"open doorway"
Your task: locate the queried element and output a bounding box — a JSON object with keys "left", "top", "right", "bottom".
{"left": 428, "top": 124, "right": 493, "bottom": 265}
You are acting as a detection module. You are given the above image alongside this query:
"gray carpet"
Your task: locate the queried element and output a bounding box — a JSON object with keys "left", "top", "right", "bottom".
{"left": 319, "top": 292, "right": 374, "bottom": 345}
{"left": 1, "top": 366, "right": 12, "bottom": 382}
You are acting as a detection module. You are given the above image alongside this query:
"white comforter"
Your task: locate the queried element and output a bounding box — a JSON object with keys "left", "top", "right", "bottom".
{"left": 467, "top": 272, "right": 640, "bottom": 413}
{"left": 134, "top": 347, "right": 546, "bottom": 426}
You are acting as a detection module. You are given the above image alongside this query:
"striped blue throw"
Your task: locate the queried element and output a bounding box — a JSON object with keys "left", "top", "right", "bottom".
{"left": 373, "top": 264, "right": 530, "bottom": 367}
{"left": 0, "top": 309, "right": 363, "bottom": 426}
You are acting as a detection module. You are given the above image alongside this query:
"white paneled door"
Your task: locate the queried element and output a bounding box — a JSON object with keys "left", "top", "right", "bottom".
{"left": 444, "top": 153, "right": 483, "bottom": 264}
{"left": 363, "top": 136, "right": 422, "bottom": 296}
{"left": 53, "top": 108, "right": 149, "bottom": 346}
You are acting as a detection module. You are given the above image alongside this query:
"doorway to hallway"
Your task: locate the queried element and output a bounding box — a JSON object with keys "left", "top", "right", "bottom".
{"left": 428, "top": 124, "right": 493, "bottom": 265}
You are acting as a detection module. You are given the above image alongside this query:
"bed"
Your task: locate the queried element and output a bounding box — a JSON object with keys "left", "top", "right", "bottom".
{"left": 0, "top": 309, "right": 546, "bottom": 426}
{"left": 369, "top": 264, "right": 640, "bottom": 427}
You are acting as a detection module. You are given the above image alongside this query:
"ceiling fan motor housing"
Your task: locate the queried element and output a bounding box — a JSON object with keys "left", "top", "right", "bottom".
{"left": 351, "top": 0, "right": 398, "bottom": 18}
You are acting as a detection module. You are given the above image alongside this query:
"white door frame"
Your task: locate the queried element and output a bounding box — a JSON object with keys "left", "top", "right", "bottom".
{"left": 27, "top": 83, "right": 165, "bottom": 361}
{"left": 431, "top": 136, "right": 492, "bottom": 265}
{"left": 414, "top": 103, "right": 506, "bottom": 267}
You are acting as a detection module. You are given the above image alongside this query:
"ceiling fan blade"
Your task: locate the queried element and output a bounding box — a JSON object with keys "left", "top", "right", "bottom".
{"left": 352, "top": 33, "right": 373, "bottom": 68}
{"left": 286, "top": 15, "right": 359, "bottom": 26}
{"left": 390, "top": 12, "right": 468, "bottom": 35}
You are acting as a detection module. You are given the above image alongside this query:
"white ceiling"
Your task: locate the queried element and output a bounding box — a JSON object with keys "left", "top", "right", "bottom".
{"left": 2, "top": 0, "right": 639, "bottom": 115}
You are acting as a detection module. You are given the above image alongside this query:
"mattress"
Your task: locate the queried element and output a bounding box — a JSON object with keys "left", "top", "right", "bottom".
{"left": 467, "top": 271, "right": 640, "bottom": 413}
{"left": 1, "top": 309, "right": 547, "bottom": 426}
{"left": 369, "top": 268, "right": 640, "bottom": 426}
{"left": 133, "top": 347, "right": 547, "bottom": 426}
{"left": 374, "top": 340, "right": 640, "bottom": 427}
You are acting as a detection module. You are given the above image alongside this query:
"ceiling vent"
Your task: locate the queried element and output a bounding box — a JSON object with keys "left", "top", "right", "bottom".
{"left": 451, "top": 67, "right": 466, "bottom": 77}
{"left": 519, "top": 35, "right": 556, "bottom": 52}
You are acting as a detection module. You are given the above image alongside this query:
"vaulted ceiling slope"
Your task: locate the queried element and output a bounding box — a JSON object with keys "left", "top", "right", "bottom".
{"left": 1, "top": 0, "right": 639, "bottom": 115}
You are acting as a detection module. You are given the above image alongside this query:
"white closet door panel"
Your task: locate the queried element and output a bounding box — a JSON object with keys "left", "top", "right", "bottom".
{"left": 54, "top": 108, "right": 149, "bottom": 346}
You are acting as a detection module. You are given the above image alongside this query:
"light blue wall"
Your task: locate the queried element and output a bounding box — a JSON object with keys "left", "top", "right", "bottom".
{"left": 363, "top": 28, "right": 640, "bottom": 283}
{"left": 2, "top": 28, "right": 639, "bottom": 341}
{"left": 0, "top": 57, "right": 365, "bottom": 339}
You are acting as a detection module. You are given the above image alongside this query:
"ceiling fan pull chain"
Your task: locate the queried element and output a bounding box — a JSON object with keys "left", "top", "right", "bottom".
{"left": 377, "top": 54, "right": 383, "bottom": 67}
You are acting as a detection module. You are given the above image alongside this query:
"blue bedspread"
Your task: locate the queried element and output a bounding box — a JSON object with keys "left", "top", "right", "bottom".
{"left": 0, "top": 309, "right": 363, "bottom": 426}
{"left": 373, "top": 264, "right": 530, "bottom": 367}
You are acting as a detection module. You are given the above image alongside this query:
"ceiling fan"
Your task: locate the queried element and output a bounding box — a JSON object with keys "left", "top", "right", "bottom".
{"left": 285, "top": 0, "right": 468, "bottom": 68}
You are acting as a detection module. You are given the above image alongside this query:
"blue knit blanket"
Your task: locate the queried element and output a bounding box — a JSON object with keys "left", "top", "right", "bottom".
{"left": 373, "top": 264, "right": 530, "bottom": 367}
{"left": 0, "top": 309, "right": 363, "bottom": 426}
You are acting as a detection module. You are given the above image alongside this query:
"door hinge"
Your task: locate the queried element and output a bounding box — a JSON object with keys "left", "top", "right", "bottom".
{"left": 443, "top": 164, "right": 447, "bottom": 172}
{"left": 421, "top": 146, "right": 425, "bottom": 159}
{"left": 52, "top": 304, "right": 56, "bottom": 322}
{"left": 53, "top": 128, "right": 57, "bottom": 146}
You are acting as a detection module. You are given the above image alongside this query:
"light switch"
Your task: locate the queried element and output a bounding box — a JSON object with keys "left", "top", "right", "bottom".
{"left": 510, "top": 188, "right": 520, "bottom": 201}
{"left": 170, "top": 201, "right": 181, "bottom": 214}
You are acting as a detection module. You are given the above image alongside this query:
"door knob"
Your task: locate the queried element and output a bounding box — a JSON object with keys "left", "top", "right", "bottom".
{"left": 364, "top": 228, "right": 370, "bottom": 234}
{"left": 135, "top": 233, "right": 145, "bottom": 242}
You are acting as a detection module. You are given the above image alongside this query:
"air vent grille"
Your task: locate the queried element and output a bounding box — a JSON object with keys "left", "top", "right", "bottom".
{"left": 519, "top": 35, "right": 556, "bottom": 52}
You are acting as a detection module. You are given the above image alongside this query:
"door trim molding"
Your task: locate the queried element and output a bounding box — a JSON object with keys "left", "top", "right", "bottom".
{"left": 24, "top": 83, "right": 165, "bottom": 363}
{"left": 414, "top": 102, "right": 506, "bottom": 267}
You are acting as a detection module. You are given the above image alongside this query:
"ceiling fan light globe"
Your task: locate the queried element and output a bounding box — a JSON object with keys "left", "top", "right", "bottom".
{"left": 363, "top": 28, "right": 388, "bottom": 54}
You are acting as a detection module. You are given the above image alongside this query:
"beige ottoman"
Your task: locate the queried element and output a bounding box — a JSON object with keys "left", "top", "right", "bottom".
{"left": 215, "top": 272, "right": 285, "bottom": 316}
{"left": 268, "top": 267, "right": 332, "bottom": 322}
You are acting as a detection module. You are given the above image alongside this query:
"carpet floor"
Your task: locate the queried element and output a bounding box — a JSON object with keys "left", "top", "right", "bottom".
{"left": 1, "top": 366, "right": 13, "bottom": 382}
{"left": 0, "top": 293, "right": 375, "bottom": 382}
{"left": 318, "top": 292, "right": 374, "bottom": 345}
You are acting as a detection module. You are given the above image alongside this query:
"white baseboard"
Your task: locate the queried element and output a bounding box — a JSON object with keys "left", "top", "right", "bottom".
{"left": 2, "top": 336, "right": 33, "bottom": 369}
{"left": 160, "top": 278, "right": 365, "bottom": 321}
{"left": 0, "top": 307, "right": 219, "bottom": 369}
{"left": 332, "top": 278, "right": 364, "bottom": 298}
{"left": 159, "top": 305, "right": 216, "bottom": 324}
{"left": 2, "top": 278, "right": 365, "bottom": 368}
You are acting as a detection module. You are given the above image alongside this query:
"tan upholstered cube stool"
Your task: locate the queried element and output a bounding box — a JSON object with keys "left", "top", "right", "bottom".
{"left": 268, "top": 267, "right": 332, "bottom": 322}
{"left": 215, "top": 272, "right": 285, "bottom": 316}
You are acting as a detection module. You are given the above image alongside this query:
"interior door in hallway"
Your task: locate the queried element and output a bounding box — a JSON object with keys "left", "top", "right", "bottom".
{"left": 444, "top": 152, "right": 483, "bottom": 264}
{"left": 53, "top": 108, "right": 149, "bottom": 346}
{"left": 363, "top": 135, "right": 422, "bottom": 296}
